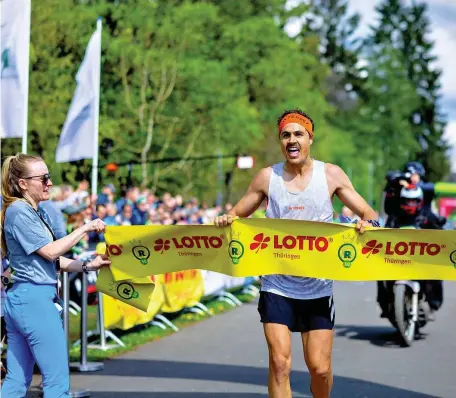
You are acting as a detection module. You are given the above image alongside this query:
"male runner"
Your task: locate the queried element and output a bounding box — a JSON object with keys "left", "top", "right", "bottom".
{"left": 214, "top": 109, "right": 379, "bottom": 398}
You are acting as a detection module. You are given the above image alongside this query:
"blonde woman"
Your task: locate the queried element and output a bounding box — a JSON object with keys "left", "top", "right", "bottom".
{"left": 1, "top": 153, "right": 111, "bottom": 397}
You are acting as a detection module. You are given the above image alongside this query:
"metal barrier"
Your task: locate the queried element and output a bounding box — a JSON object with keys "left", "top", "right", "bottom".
{"left": 62, "top": 272, "right": 91, "bottom": 397}
{"left": 72, "top": 251, "right": 123, "bottom": 351}
{"left": 69, "top": 272, "right": 104, "bottom": 373}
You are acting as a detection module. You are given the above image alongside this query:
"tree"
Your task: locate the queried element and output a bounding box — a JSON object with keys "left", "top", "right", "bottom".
{"left": 5, "top": 0, "right": 444, "bottom": 206}
{"left": 371, "top": 0, "right": 449, "bottom": 181}
{"left": 305, "top": 0, "right": 365, "bottom": 107}
{"left": 294, "top": 0, "right": 372, "bottom": 206}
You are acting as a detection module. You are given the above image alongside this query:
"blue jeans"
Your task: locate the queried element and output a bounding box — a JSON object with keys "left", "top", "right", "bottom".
{"left": 2, "top": 282, "right": 70, "bottom": 397}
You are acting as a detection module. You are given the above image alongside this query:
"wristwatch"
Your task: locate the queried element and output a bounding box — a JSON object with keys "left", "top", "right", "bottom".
{"left": 366, "top": 219, "right": 381, "bottom": 228}
{"left": 81, "top": 260, "right": 90, "bottom": 274}
{"left": 1, "top": 275, "right": 10, "bottom": 286}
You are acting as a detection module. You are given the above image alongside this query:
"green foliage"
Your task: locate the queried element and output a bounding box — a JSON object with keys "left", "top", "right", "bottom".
{"left": 299, "top": 0, "right": 450, "bottom": 209}
{"left": 0, "top": 0, "right": 450, "bottom": 208}
{"left": 371, "top": 0, "right": 449, "bottom": 182}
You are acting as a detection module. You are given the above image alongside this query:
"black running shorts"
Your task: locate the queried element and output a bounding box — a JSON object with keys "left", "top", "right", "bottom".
{"left": 257, "top": 291, "right": 335, "bottom": 333}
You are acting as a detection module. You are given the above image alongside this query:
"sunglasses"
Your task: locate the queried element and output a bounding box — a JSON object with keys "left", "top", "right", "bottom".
{"left": 23, "top": 173, "right": 51, "bottom": 184}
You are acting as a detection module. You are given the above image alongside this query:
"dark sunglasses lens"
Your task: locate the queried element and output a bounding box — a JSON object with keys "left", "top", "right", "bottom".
{"left": 43, "top": 174, "right": 51, "bottom": 183}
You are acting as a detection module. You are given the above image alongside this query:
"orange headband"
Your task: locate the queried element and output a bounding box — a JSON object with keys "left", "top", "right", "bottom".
{"left": 278, "top": 113, "right": 313, "bottom": 137}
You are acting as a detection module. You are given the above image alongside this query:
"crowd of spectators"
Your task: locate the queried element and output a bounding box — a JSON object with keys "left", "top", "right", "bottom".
{"left": 7, "top": 177, "right": 383, "bottom": 261}
{"left": 40, "top": 181, "right": 377, "bottom": 252}
{"left": 39, "top": 181, "right": 248, "bottom": 257}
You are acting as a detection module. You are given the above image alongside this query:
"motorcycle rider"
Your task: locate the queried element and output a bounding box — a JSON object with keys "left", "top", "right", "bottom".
{"left": 378, "top": 161, "right": 444, "bottom": 318}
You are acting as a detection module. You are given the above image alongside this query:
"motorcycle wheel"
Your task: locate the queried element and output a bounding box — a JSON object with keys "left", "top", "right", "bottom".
{"left": 394, "top": 284, "right": 416, "bottom": 347}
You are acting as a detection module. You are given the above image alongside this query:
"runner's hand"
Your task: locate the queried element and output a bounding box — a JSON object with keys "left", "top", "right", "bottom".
{"left": 214, "top": 214, "right": 237, "bottom": 227}
{"left": 355, "top": 219, "right": 379, "bottom": 233}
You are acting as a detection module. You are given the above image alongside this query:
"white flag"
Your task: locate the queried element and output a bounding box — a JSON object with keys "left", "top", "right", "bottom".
{"left": 56, "top": 20, "right": 101, "bottom": 163}
{"left": 0, "top": 0, "right": 31, "bottom": 139}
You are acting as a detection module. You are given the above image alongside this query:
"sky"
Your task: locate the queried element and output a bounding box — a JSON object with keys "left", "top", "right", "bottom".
{"left": 286, "top": 0, "right": 456, "bottom": 172}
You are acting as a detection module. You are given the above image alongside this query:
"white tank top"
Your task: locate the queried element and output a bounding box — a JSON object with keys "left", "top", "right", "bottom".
{"left": 262, "top": 160, "right": 334, "bottom": 299}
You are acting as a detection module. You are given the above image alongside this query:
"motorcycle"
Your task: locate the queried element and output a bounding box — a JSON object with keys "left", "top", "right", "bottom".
{"left": 379, "top": 162, "right": 448, "bottom": 346}
{"left": 377, "top": 216, "right": 446, "bottom": 347}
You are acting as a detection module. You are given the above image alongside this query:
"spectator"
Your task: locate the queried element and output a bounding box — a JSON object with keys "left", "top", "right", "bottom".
{"left": 338, "top": 206, "right": 355, "bottom": 223}
{"left": 97, "top": 184, "right": 115, "bottom": 206}
{"left": 104, "top": 203, "right": 119, "bottom": 226}
{"left": 147, "top": 192, "right": 157, "bottom": 208}
{"left": 95, "top": 204, "right": 107, "bottom": 220}
{"left": 161, "top": 212, "right": 174, "bottom": 225}
{"left": 131, "top": 197, "right": 148, "bottom": 225}
{"left": 88, "top": 204, "right": 107, "bottom": 243}
{"left": 32, "top": 178, "right": 235, "bottom": 230}
{"left": 83, "top": 204, "right": 93, "bottom": 224}
{"left": 172, "top": 195, "right": 182, "bottom": 211}
{"left": 116, "top": 187, "right": 139, "bottom": 213}
{"left": 188, "top": 213, "right": 200, "bottom": 225}
{"left": 64, "top": 205, "right": 89, "bottom": 259}
{"left": 60, "top": 181, "right": 89, "bottom": 209}
{"left": 145, "top": 209, "right": 159, "bottom": 225}
{"left": 0, "top": 154, "right": 109, "bottom": 397}
{"left": 116, "top": 204, "right": 133, "bottom": 226}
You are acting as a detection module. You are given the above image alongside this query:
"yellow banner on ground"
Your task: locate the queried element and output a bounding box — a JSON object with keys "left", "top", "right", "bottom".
{"left": 153, "top": 270, "right": 204, "bottom": 313}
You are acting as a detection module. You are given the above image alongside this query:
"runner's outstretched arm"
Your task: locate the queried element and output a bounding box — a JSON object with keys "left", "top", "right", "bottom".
{"left": 214, "top": 167, "right": 270, "bottom": 226}
{"left": 326, "top": 164, "right": 378, "bottom": 232}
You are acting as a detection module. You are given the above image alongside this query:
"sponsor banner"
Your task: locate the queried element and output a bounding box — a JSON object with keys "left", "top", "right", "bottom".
{"left": 96, "top": 244, "right": 202, "bottom": 315}
{"left": 96, "top": 243, "right": 156, "bottom": 312}
{"left": 100, "top": 219, "right": 456, "bottom": 310}
{"left": 97, "top": 243, "right": 164, "bottom": 327}
{"left": 103, "top": 283, "right": 164, "bottom": 330}
{"left": 106, "top": 224, "right": 225, "bottom": 281}
{"left": 152, "top": 270, "right": 204, "bottom": 314}
{"left": 97, "top": 267, "right": 156, "bottom": 312}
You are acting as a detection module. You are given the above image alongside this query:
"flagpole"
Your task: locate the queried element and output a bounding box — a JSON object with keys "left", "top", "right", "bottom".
{"left": 91, "top": 17, "right": 101, "bottom": 203}
{"left": 21, "top": 0, "right": 31, "bottom": 154}
{"left": 91, "top": 17, "right": 111, "bottom": 351}
{"left": 92, "top": 18, "right": 103, "bottom": 343}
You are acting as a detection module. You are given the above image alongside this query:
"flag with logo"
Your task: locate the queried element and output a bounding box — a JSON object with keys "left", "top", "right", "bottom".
{"left": 0, "top": 0, "right": 31, "bottom": 139}
{"left": 56, "top": 20, "right": 101, "bottom": 162}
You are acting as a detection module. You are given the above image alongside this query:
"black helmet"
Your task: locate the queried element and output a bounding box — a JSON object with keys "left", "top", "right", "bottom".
{"left": 403, "top": 161, "right": 425, "bottom": 178}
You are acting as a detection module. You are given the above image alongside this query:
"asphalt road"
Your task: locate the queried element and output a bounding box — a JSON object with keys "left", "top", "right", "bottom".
{"left": 38, "top": 280, "right": 452, "bottom": 397}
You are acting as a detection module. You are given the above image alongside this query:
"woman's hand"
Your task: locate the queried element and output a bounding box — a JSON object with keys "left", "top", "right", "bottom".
{"left": 87, "top": 254, "right": 111, "bottom": 271}
{"left": 83, "top": 218, "right": 106, "bottom": 233}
